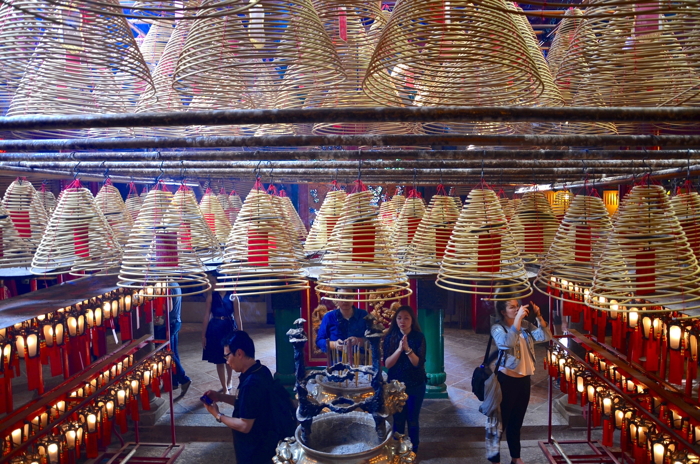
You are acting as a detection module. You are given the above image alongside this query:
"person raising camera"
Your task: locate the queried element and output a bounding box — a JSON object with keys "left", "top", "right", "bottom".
{"left": 488, "top": 289, "right": 552, "bottom": 464}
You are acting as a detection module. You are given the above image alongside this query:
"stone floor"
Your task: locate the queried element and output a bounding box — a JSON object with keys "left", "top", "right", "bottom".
{"left": 133, "top": 324, "right": 578, "bottom": 463}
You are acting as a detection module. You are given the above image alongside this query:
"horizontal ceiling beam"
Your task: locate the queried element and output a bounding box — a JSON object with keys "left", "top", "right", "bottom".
{"left": 2, "top": 107, "right": 700, "bottom": 132}
{"left": 6, "top": 159, "right": 691, "bottom": 170}
{"left": 3, "top": 149, "right": 700, "bottom": 161}
{"left": 2, "top": 134, "right": 700, "bottom": 151}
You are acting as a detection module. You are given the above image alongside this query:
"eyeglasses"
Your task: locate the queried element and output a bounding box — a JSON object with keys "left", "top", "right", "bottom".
{"left": 223, "top": 351, "right": 233, "bottom": 359}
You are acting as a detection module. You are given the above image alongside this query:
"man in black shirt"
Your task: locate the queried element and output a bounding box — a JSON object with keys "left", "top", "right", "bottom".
{"left": 203, "top": 331, "right": 277, "bottom": 464}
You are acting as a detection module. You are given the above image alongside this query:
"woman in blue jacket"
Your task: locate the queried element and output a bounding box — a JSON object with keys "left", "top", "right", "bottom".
{"left": 488, "top": 293, "right": 552, "bottom": 464}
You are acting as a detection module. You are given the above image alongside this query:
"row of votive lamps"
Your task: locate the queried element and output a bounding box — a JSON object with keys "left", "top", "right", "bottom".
{"left": 0, "top": 283, "right": 170, "bottom": 364}
{"left": 547, "top": 346, "right": 699, "bottom": 464}
{"left": 2, "top": 350, "right": 174, "bottom": 463}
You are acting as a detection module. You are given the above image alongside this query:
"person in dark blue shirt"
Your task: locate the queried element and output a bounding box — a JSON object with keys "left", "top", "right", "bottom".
{"left": 203, "top": 331, "right": 277, "bottom": 464}
{"left": 315, "top": 293, "right": 368, "bottom": 353}
{"left": 383, "top": 305, "right": 427, "bottom": 453}
{"left": 154, "top": 282, "right": 191, "bottom": 394}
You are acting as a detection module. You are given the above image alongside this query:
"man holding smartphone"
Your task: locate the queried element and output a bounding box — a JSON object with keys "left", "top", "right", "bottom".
{"left": 202, "top": 331, "right": 277, "bottom": 464}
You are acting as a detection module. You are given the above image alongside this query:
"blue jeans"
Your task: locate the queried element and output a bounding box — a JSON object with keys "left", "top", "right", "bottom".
{"left": 155, "top": 321, "right": 190, "bottom": 388}
{"left": 392, "top": 383, "right": 426, "bottom": 452}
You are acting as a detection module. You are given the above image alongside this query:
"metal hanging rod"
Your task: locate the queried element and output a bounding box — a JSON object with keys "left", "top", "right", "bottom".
{"left": 2, "top": 134, "right": 700, "bottom": 151}
{"left": 7, "top": 159, "right": 692, "bottom": 170}
{"left": 543, "top": 164, "right": 700, "bottom": 190}
{"left": 3, "top": 149, "right": 700, "bottom": 161}
{"left": 2, "top": 107, "right": 700, "bottom": 131}
{"left": 1, "top": 166, "right": 656, "bottom": 178}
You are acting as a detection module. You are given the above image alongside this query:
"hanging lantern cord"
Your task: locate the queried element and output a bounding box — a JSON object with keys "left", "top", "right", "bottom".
{"left": 254, "top": 159, "right": 262, "bottom": 179}
{"left": 155, "top": 160, "right": 164, "bottom": 184}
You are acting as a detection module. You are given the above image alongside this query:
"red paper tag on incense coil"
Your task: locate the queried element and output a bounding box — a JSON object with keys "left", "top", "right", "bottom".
{"left": 248, "top": 231, "right": 270, "bottom": 266}
{"left": 155, "top": 231, "right": 178, "bottom": 267}
{"left": 74, "top": 225, "right": 90, "bottom": 258}
{"left": 635, "top": 247, "right": 655, "bottom": 296}
{"left": 338, "top": 7, "right": 347, "bottom": 41}
{"left": 9, "top": 211, "right": 30, "bottom": 239}
{"left": 477, "top": 232, "right": 501, "bottom": 273}
{"left": 435, "top": 227, "right": 452, "bottom": 260}
{"left": 352, "top": 222, "right": 375, "bottom": 262}
{"left": 406, "top": 217, "right": 421, "bottom": 244}
{"left": 524, "top": 220, "right": 544, "bottom": 254}
{"left": 575, "top": 224, "right": 591, "bottom": 262}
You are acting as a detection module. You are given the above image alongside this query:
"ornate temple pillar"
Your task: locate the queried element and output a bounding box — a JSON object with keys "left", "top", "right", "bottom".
{"left": 415, "top": 279, "right": 448, "bottom": 399}
{"left": 272, "top": 290, "right": 302, "bottom": 388}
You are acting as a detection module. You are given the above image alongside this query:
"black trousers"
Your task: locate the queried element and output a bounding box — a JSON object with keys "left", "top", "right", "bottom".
{"left": 489, "top": 372, "right": 531, "bottom": 462}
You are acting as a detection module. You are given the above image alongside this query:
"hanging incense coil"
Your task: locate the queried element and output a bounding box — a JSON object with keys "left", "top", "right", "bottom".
{"left": 216, "top": 188, "right": 231, "bottom": 213}
{"left": 317, "top": 186, "right": 411, "bottom": 303}
{"left": 436, "top": 188, "right": 531, "bottom": 300}
{"left": 0, "top": 0, "right": 47, "bottom": 117}
{"left": 671, "top": 192, "right": 700, "bottom": 260}
{"left": 391, "top": 193, "right": 406, "bottom": 215}
{"left": 0, "top": 203, "right": 35, "bottom": 268}
{"left": 310, "top": 0, "right": 414, "bottom": 137}
{"left": 277, "top": 190, "right": 307, "bottom": 243}
{"left": 552, "top": 190, "right": 572, "bottom": 219}
{"left": 304, "top": 189, "right": 347, "bottom": 255}
{"left": 589, "top": 184, "right": 700, "bottom": 313}
{"left": 199, "top": 188, "right": 232, "bottom": 245}
{"left": 95, "top": 180, "right": 135, "bottom": 246}
{"left": 221, "top": 189, "right": 242, "bottom": 225}
{"left": 513, "top": 6, "right": 617, "bottom": 136}
{"left": 555, "top": 0, "right": 700, "bottom": 134}
{"left": 7, "top": 0, "right": 154, "bottom": 139}
{"left": 404, "top": 194, "right": 460, "bottom": 274}
{"left": 31, "top": 180, "right": 123, "bottom": 276}
{"left": 139, "top": 22, "right": 175, "bottom": 71}
{"left": 499, "top": 198, "right": 515, "bottom": 222}
{"left": 450, "top": 194, "right": 462, "bottom": 211}
{"left": 534, "top": 195, "right": 613, "bottom": 302}
{"left": 378, "top": 200, "right": 398, "bottom": 235}
{"left": 136, "top": 18, "right": 194, "bottom": 137}
{"left": 125, "top": 183, "right": 144, "bottom": 222}
{"left": 1, "top": 179, "right": 48, "bottom": 249}
{"left": 36, "top": 185, "right": 57, "bottom": 216}
{"left": 363, "top": 0, "right": 544, "bottom": 113}
{"left": 217, "top": 187, "right": 309, "bottom": 296}
{"left": 119, "top": 184, "right": 211, "bottom": 296}
{"left": 390, "top": 195, "right": 426, "bottom": 260}
{"left": 173, "top": 0, "right": 345, "bottom": 109}
{"left": 509, "top": 191, "right": 560, "bottom": 264}
{"left": 166, "top": 185, "right": 222, "bottom": 262}
{"left": 229, "top": 191, "right": 243, "bottom": 219}
{"left": 547, "top": 9, "right": 583, "bottom": 86}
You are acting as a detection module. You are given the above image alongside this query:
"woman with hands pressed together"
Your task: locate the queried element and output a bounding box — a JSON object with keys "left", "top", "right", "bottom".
{"left": 383, "top": 305, "right": 427, "bottom": 454}
{"left": 488, "top": 290, "right": 552, "bottom": 464}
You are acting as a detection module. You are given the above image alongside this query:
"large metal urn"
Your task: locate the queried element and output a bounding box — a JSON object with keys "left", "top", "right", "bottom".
{"left": 273, "top": 412, "right": 415, "bottom": 464}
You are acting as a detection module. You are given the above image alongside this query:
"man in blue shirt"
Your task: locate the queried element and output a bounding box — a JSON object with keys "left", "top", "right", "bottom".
{"left": 316, "top": 292, "right": 368, "bottom": 353}
{"left": 154, "top": 282, "right": 192, "bottom": 394}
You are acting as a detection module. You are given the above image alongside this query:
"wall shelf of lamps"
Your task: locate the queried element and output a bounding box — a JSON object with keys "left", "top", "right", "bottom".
{"left": 0, "top": 273, "right": 181, "bottom": 464}
{"left": 542, "top": 331, "right": 700, "bottom": 464}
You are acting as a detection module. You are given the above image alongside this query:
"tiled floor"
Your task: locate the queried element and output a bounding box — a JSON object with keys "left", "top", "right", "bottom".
{"left": 138, "top": 323, "right": 572, "bottom": 463}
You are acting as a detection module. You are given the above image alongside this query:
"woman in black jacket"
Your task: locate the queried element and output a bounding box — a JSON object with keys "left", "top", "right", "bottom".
{"left": 383, "top": 305, "right": 427, "bottom": 453}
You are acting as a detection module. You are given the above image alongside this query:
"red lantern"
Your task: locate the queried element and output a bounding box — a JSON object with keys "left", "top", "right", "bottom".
{"left": 16, "top": 330, "right": 43, "bottom": 393}
{"left": 79, "top": 408, "right": 101, "bottom": 458}
{"left": 42, "top": 319, "right": 65, "bottom": 377}
{"left": 667, "top": 321, "right": 685, "bottom": 385}
{"left": 0, "top": 337, "right": 15, "bottom": 413}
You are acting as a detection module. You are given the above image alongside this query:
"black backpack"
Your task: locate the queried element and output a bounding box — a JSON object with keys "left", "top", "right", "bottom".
{"left": 267, "top": 378, "right": 298, "bottom": 441}
{"left": 471, "top": 333, "right": 503, "bottom": 401}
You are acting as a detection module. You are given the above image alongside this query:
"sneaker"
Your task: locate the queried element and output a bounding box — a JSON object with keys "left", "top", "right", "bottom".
{"left": 180, "top": 380, "right": 192, "bottom": 396}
